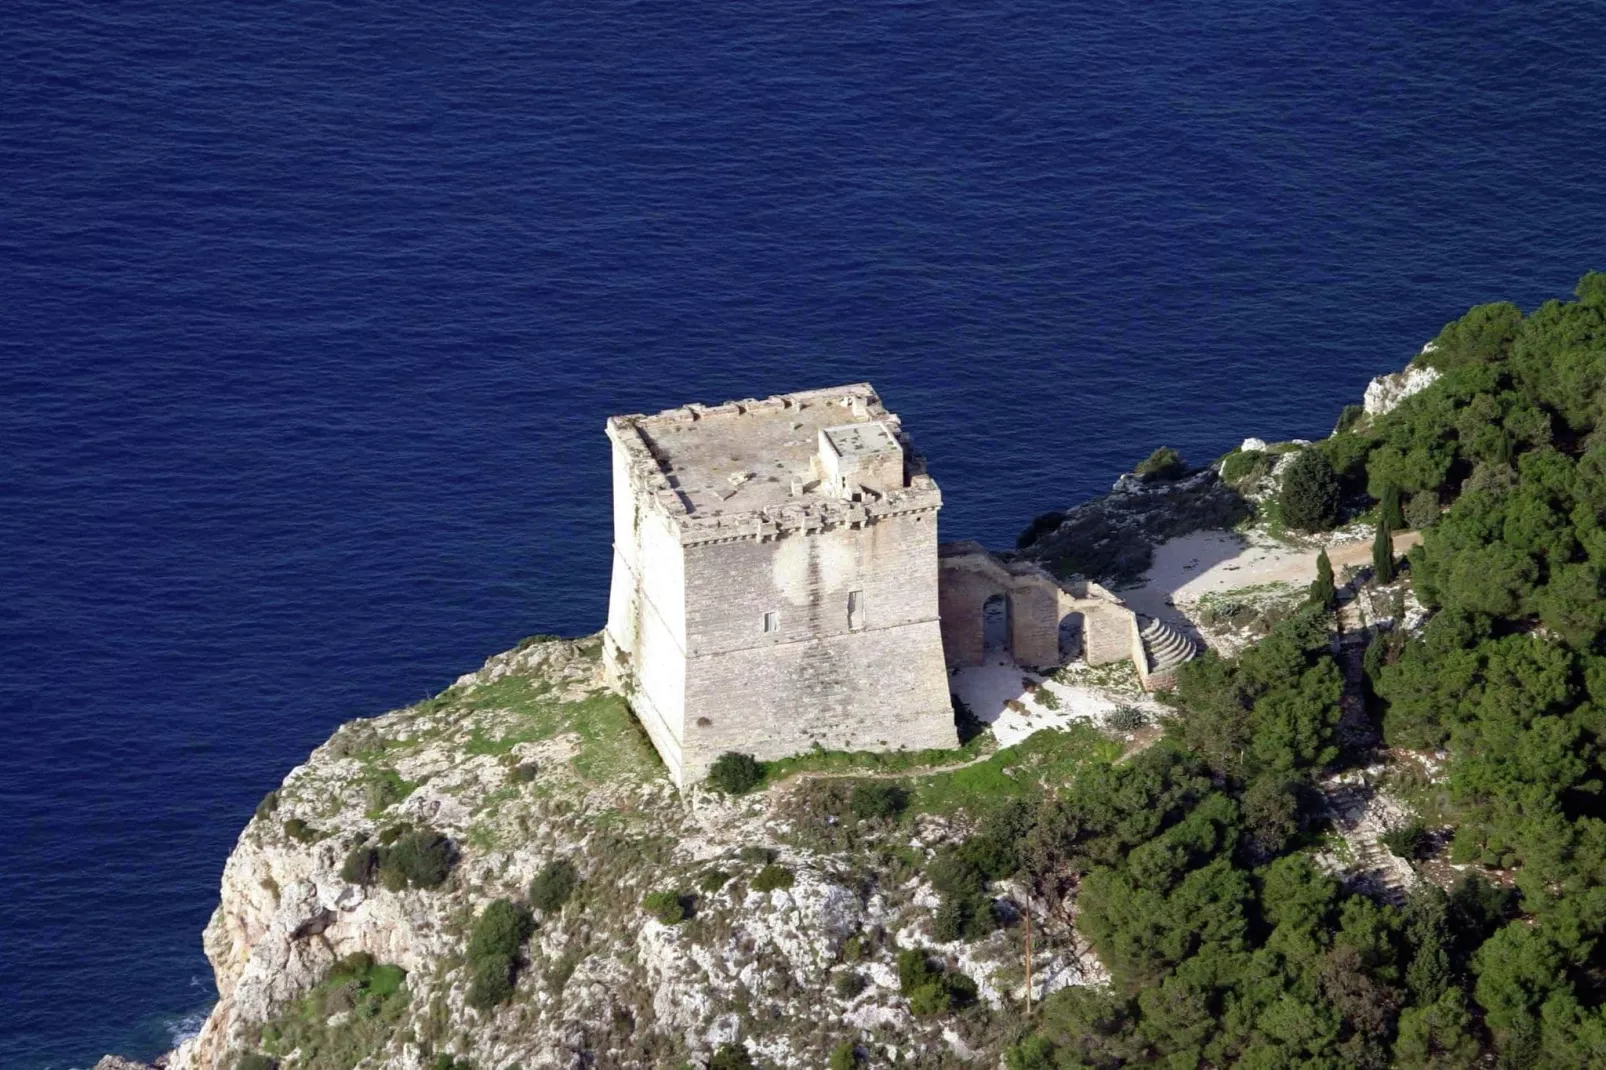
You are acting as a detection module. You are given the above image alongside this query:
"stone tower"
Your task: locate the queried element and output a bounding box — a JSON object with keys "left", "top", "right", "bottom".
{"left": 603, "top": 383, "right": 958, "bottom": 786}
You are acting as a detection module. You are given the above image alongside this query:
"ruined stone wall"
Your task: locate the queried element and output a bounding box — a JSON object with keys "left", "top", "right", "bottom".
{"left": 936, "top": 544, "right": 1140, "bottom": 671}
{"left": 673, "top": 510, "right": 955, "bottom": 783}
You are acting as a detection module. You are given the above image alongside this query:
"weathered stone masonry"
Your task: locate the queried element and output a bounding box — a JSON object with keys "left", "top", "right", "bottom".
{"left": 604, "top": 383, "right": 1197, "bottom": 786}
{"left": 604, "top": 384, "right": 958, "bottom": 786}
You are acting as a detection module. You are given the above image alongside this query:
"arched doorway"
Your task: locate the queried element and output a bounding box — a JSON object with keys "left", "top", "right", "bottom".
{"left": 1059, "top": 611, "right": 1085, "bottom": 661}
{"left": 982, "top": 593, "right": 1012, "bottom": 656}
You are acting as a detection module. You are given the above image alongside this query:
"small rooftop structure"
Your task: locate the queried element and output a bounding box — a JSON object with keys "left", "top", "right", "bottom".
{"left": 607, "top": 383, "right": 940, "bottom": 546}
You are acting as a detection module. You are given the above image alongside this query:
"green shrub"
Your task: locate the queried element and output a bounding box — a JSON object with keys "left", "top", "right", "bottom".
{"left": 381, "top": 828, "right": 454, "bottom": 889}
{"left": 738, "top": 845, "right": 777, "bottom": 865}
{"left": 849, "top": 781, "right": 908, "bottom": 820}
{"left": 1135, "top": 447, "right": 1187, "bottom": 481}
{"left": 833, "top": 971, "right": 867, "bottom": 999}
{"left": 751, "top": 864, "right": 795, "bottom": 893}
{"left": 896, "top": 948, "right": 975, "bottom": 1015}
{"left": 511, "top": 761, "right": 540, "bottom": 783}
{"left": 1382, "top": 822, "right": 1428, "bottom": 860}
{"left": 1333, "top": 403, "right": 1366, "bottom": 435}
{"left": 468, "top": 899, "right": 535, "bottom": 961}
{"left": 377, "top": 823, "right": 407, "bottom": 845}
{"left": 699, "top": 868, "right": 732, "bottom": 893}
{"left": 1279, "top": 449, "right": 1342, "bottom": 532}
{"left": 708, "top": 1044, "right": 757, "bottom": 1070}
{"left": 897, "top": 948, "right": 941, "bottom": 993}
{"left": 340, "top": 844, "right": 381, "bottom": 886}
{"left": 466, "top": 952, "right": 514, "bottom": 1010}
{"left": 254, "top": 791, "right": 279, "bottom": 821}
{"left": 828, "top": 1040, "right": 862, "bottom": 1069}
{"left": 529, "top": 859, "right": 579, "bottom": 912}
{"left": 932, "top": 893, "right": 997, "bottom": 942}
{"left": 1108, "top": 705, "right": 1148, "bottom": 732}
{"left": 643, "top": 890, "right": 690, "bottom": 924}
{"left": 1005, "top": 1035, "right": 1058, "bottom": 1070}
{"left": 1220, "top": 449, "right": 1272, "bottom": 487}
{"left": 1405, "top": 489, "right": 1440, "bottom": 529}
{"left": 707, "top": 752, "right": 765, "bottom": 795}
{"left": 237, "top": 1055, "right": 277, "bottom": 1070}
{"left": 282, "top": 818, "right": 319, "bottom": 844}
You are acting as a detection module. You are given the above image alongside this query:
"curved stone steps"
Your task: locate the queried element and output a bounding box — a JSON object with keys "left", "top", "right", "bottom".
{"left": 1139, "top": 617, "right": 1200, "bottom": 674}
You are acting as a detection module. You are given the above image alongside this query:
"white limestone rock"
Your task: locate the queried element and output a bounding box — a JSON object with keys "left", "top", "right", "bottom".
{"left": 1363, "top": 350, "right": 1442, "bottom": 416}
{"left": 153, "top": 635, "right": 1098, "bottom": 1070}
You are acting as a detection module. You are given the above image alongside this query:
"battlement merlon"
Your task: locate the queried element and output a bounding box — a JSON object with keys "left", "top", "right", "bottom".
{"left": 605, "top": 383, "right": 942, "bottom": 547}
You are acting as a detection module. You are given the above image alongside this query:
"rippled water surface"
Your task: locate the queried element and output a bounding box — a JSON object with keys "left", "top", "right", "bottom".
{"left": 4, "top": 2, "right": 1606, "bottom": 1064}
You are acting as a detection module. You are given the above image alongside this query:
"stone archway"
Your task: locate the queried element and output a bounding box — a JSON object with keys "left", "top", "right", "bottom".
{"left": 1058, "top": 611, "right": 1085, "bottom": 661}
{"left": 982, "top": 593, "right": 1012, "bottom": 656}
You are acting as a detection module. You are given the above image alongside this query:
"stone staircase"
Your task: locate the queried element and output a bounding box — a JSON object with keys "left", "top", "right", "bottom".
{"left": 1139, "top": 617, "right": 1200, "bottom": 675}
{"left": 1321, "top": 780, "right": 1416, "bottom": 907}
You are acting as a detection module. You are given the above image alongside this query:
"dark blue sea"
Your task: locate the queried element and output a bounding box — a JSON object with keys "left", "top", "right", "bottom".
{"left": 4, "top": 1, "right": 1605, "bottom": 1064}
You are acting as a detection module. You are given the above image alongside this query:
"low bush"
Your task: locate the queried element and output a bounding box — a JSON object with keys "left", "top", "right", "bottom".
{"left": 708, "top": 1044, "right": 757, "bottom": 1070}
{"left": 932, "top": 892, "right": 997, "bottom": 943}
{"left": 707, "top": 752, "right": 765, "bottom": 795}
{"left": 849, "top": 781, "right": 908, "bottom": 820}
{"left": 1135, "top": 447, "right": 1187, "bottom": 481}
{"left": 1220, "top": 449, "right": 1272, "bottom": 487}
{"left": 643, "top": 890, "right": 690, "bottom": 924}
{"left": 829, "top": 1040, "right": 862, "bottom": 1069}
{"left": 1382, "top": 822, "right": 1428, "bottom": 860}
{"left": 340, "top": 844, "right": 381, "bottom": 886}
{"left": 529, "top": 859, "right": 579, "bottom": 912}
{"left": 465, "top": 898, "right": 534, "bottom": 1010}
{"left": 468, "top": 898, "right": 535, "bottom": 961}
{"left": 898, "top": 949, "right": 977, "bottom": 1016}
{"left": 511, "top": 761, "right": 540, "bottom": 783}
{"left": 385, "top": 828, "right": 454, "bottom": 889}
{"left": 254, "top": 791, "right": 278, "bottom": 821}
{"left": 738, "top": 845, "right": 777, "bottom": 865}
{"left": 833, "top": 971, "right": 867, "bottom": 999}
{"left": 751, "top": 864, "right": 795, "bottom": 893}
{"left": 1279, "top": 448, "right": 1342, "bottom": 532}
{"left": 699, "top": 868, "right": 732, "bottom": 893}
{"left": 1108, "top": 705, "right": 1148, "bottom": 732}
{"left": 282, "top": 818, "right": 319, "bottom": 844}
{"left": 466, "top": 953, "right": 514, "bottom": 1010}
{"left": 237, "top": 1055, "right": 277, "bottom": 1070}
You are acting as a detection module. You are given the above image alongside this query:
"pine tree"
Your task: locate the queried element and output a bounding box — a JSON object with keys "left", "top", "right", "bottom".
{"left": 1309, "top": 548, "right": 1336, "bottom": 609}
{"left": 1381, "top": 483, "right": 1405, "bottom": 530}
{"left": 1373, "top": 515, "right": 1395, "bottom": 584}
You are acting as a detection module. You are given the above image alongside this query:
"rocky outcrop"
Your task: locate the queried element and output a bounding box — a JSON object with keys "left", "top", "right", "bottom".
{"left": 1363, "top": 346, "right": 1442, "bottom": 416}
{"left": 150, "top": 636, "right": 1093, "bottom": 1070}
{"left": 1020, "top": 468, "right": 1251, "bottom": 584}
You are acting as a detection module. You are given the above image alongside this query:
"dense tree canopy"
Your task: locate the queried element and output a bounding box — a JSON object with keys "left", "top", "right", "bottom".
{"left": 1001, "top": 275, "right": 1606, "bottom": 1067}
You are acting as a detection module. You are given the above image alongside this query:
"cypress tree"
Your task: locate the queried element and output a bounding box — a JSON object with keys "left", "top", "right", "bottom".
{"left": 1381, "top": 483, "right": 1405, "bottom": 530}
{"left": 1373, "top": 515, "right": 1395, "bottom": 584}
{"left": 1309, "top": 548, "right": 1336, "bottom": 609}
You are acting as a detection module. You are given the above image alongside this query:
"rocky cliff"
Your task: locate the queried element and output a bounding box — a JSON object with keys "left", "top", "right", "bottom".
{"left": 155, "top": 636, "right": 1104, "bottom": 1070}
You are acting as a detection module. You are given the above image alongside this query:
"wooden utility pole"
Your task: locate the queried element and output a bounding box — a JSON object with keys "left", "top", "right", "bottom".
{"left": 1025, "top": 903, "right": 1033, "bottom": 1014}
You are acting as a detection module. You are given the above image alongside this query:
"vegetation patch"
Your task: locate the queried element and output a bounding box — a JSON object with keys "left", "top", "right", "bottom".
{"left": 466, "top": 898, "right": 535, "bottom": 1010}
{"left": 257, "top": 953, "right": 409, "bottom": 1070}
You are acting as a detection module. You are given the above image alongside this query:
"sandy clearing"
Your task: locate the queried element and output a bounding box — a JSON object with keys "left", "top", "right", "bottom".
{"left": 1118, "top": 528, "right": 1423, "bottom": 627}
{"left": 950, "top": 656, "right": 1166, "bottom": 748}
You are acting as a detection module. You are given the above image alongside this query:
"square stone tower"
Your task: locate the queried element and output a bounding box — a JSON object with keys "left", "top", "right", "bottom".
{"left": 603, "top": 383, "right": 958, "bottom": 786}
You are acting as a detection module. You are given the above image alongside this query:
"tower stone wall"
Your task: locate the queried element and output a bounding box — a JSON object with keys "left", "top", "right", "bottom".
{"left": 604, "top": 383, "right": 958, "bottom": 786}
